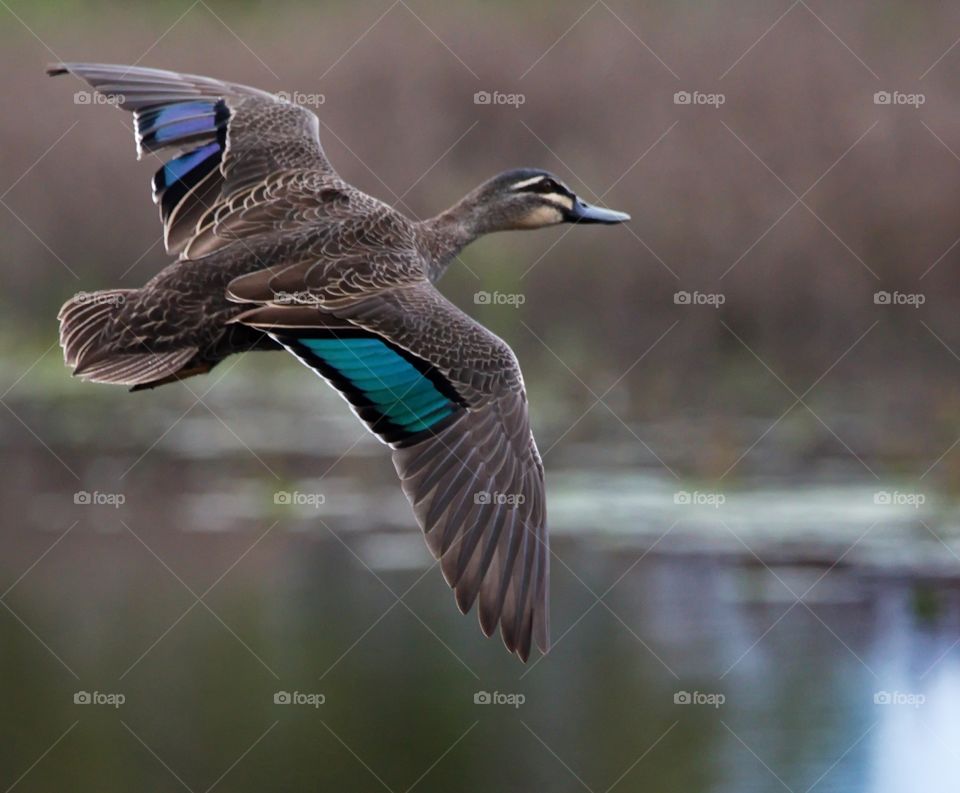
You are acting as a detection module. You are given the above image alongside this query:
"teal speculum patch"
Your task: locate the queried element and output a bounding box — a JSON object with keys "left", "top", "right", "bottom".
{"left": 299, "top": 336, "right": 458, "bottom": 434}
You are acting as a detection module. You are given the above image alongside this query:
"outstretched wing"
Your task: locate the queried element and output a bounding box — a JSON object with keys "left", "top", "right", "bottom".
{"left": 233, "top": 283, "right": 549, "bottom": 661}
{"left": 49, "top": 62, "right": 341, "bottom": 257}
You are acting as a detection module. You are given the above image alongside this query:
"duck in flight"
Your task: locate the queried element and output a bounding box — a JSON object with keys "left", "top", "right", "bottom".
{"left": 50, "top": 63, "right": 630, "bottom": 661}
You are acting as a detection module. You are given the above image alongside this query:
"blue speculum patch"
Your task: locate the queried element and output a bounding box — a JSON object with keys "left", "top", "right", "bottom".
{"left": 300, "top": 337, "right": 456, "bottom": 432}
{"left": 157, "top": 142, "right": 220, "bottom": 189}
{"left": 144, "top": 99, "right": 229, "bottom": 220}
{"left": 139, "top": 101, "right": 217, "bottom": 130}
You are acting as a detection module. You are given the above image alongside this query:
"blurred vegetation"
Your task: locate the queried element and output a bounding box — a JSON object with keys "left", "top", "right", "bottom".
{"left": 4, "top": 0, "right": 960, "bottom": 481}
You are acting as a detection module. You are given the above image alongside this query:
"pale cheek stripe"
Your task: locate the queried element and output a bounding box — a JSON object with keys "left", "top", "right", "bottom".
{"left": 543, "top": 193, "right": 574, "bottom": 210}
{"left": 510, "top": 175, "right": 547, "bottom": 191}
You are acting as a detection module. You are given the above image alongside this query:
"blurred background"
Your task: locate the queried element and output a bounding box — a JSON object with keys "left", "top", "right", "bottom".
{"left": 4, "top": 0, "right": 960, "bottom": 790}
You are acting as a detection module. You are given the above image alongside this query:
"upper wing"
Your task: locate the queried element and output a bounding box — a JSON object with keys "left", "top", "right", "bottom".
{"left": 226, "top": 247, "right": 425, "bottom": 308}
{"left": 50, "top": 62, "right": 339, "bottom": 256}
{"left": 234, "top": 283, "right": 549, "bottom": 661}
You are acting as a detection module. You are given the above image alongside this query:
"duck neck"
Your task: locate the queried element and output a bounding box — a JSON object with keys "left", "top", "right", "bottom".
{"left": 418, "top": 196, "right": 489, "bottom": 282}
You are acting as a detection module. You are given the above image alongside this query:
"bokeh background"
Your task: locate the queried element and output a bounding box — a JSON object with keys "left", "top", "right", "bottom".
{"left": 3, "top": 1, "right": 960, "bottom": 790}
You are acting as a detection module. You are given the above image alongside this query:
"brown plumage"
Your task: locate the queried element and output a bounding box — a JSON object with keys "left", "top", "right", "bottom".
{"left": 51, "top": 62, "right": 630, "bottom": 660}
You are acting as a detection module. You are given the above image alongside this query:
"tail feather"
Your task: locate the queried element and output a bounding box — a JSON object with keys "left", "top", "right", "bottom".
{"left": 58, "top": 290, "right": 198, "bottom": 387}
{"left": 59, "top": 290, "right": 133, "bottom": 367}
{"left": 73, "top": 349, "right": 197, "bottom": 385}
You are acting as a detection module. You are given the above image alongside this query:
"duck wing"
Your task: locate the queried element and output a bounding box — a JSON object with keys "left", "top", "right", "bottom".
{"left": 233, "top": 282, "right": 549, "bottom": 661}
{"left": 49, "top": 62, "right": 347, "bottom": 257}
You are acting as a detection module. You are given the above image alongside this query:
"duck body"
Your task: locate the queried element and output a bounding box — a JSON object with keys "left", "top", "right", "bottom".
{"left": 74, "top": 190, "right": 427, "bottom": 385}
{"left": 51, "top": 62, "right": 629, "bottom": 660}
{"left": 69, "top": 171, "right": 485, "bottom": 385}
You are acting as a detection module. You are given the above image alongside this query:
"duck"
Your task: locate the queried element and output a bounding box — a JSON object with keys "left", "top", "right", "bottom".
{"left": 50, "top": 63, "right": 630, "bottom": 661}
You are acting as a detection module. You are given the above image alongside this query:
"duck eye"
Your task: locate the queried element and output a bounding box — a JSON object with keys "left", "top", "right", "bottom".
{"left": 537, "top": 179, "right": 558, "bottom": 193}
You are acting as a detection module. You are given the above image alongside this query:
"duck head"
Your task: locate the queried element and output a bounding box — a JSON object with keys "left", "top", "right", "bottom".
{"left": 457, "top": 168, "right": 631, "bottom": 234}
{"left": 421, "top": 168, "right": 630, "bottom": 279}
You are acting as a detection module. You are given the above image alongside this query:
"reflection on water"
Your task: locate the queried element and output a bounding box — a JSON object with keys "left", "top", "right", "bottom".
{"left": 3, "top": 384, "right": 960, "bottom": 792}
{"left": 872, "top": 634, "right": 960, "bottom": 792}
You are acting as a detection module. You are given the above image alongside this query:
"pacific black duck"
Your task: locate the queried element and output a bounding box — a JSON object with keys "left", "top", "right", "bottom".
{"left": 51, "top": 63, "right": 629, "bottom": 661}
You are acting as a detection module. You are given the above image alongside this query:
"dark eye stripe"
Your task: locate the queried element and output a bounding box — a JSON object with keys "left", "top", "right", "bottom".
{"left": 525, "top": 177, "right": 568, "bottom": 195}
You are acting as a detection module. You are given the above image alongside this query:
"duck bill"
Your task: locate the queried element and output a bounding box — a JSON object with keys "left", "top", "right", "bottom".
{"left": 567, "top": 199, "right": 631, "bottom": 224}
